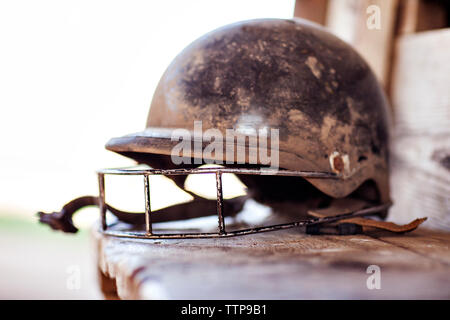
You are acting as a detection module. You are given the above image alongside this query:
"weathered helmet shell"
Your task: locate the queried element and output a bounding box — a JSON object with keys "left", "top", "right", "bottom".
{"left": 107, "top": 18, "right": 391, "bottom": 205}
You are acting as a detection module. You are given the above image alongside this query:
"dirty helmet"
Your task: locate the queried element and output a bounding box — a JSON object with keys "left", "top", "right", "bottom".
{"left": 39, "top": 19, "right": 426, "bottom": 238}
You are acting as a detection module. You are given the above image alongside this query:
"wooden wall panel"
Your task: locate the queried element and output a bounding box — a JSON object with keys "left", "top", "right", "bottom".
{"left": 397, "top": 0, "right": 448, "bottom": 35}
{"left": 294, "top": 0, "right": 329, "bottom": 25}
{"left": 389, "top": 28, "right": 450, "bottom": 230}
{"left": 325, "top": 0, "right": 399, "bottom": 88}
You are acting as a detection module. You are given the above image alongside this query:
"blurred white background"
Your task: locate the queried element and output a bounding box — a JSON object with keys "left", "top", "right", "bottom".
{"left": 0, "top": 0, "right": 295, "bottom": 299}
{"left": 0, "top": 0, "right": 295, "bottom": 222}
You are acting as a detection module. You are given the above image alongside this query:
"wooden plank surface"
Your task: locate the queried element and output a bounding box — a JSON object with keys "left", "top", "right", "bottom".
{"left": 94, "top": 223, "right": 450, "bottom": 299}
{"left": 371, "top": 229, "right": 450, "bottom": 265}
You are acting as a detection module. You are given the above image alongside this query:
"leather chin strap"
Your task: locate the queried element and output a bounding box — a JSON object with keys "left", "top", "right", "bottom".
{"left": 38, "top": 194, "right": 426, "bottom": 235}
{"left": 38, "top": 195, "right": 248, "bottom": 233}
{"left": 307, "top": 198, "right": 427, "bottom": 234}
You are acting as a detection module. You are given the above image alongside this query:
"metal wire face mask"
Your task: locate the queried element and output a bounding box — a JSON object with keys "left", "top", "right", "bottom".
{"left": 36, "top": 165, "right": 388, "bottom": 239}
{"left": 38, "top": 165, "right": 391, "bottom": 239}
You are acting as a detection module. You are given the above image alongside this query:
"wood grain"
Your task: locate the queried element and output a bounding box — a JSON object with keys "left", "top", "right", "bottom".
{"left": 391, "top": 28, "right": 450, "bottom": 135}
{"left": 389, "top": 28, "right": 450, "bottom": 231}
{"left": 94, "top": 223, "right": 450, "bottom": 299}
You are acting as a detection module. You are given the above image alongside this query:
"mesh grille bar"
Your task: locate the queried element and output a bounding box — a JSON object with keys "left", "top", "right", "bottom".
{"left": 97, "top": 166, "right": 389, "bottom": 239}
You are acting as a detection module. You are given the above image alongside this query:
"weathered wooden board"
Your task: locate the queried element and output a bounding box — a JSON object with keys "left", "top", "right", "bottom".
{"left": 371, "top": 228, "right": 450, "bottom": 265}
{"left": 389, "top": 138, "right": 450, "bottom": 230}
{"left": 94, "top": 224, "right": 450, "bottom": 299}
{"left": 389, "top": 28, "right": 450, "bottom": 231}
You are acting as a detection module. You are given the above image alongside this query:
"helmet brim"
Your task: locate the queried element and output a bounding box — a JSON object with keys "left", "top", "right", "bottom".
{"left": 105, "top": 126, "right": 390, "bottom": 213}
